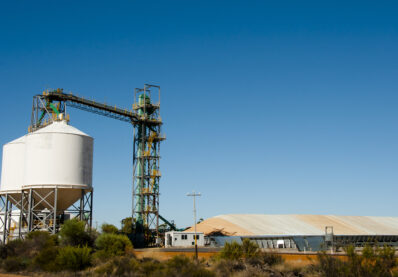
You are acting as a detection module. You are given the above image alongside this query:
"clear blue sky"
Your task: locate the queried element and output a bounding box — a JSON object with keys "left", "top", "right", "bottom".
{"left": 1, "top": 1, "right": 397, "bottom": 228}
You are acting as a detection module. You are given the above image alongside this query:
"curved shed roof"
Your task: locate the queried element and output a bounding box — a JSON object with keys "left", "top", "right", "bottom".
{"left": 185, "top": 214, "right": 398, "bottom": 236}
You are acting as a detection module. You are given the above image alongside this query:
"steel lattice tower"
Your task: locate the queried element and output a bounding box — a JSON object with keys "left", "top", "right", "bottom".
{"left": 132, "top": 85, "right": 165, "bottom": 243}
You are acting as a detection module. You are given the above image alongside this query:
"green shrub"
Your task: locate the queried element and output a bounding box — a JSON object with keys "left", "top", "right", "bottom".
{"left": 59, "top": 218, "right": 94, "bottom": 247}
{"left": 138, "top": 257, "right": 165, "bottom": 276}
{"left": 26, "top": 230, "right": 57, "bottom": 245}
{"left": 2, "top": 239, "right": 27, "bottom": 258}
{"left": 316, "top": 245, "right": 398, "bottom": 277}
{"left": 32, "top": 245, "right": 59, "bottom": 272}
{"left": 101, "top": 223, "right": 119, "bottom": 234}
{"left": 213, "top": 259, "right": 244, "bottom": 277}
{"left": 163, "top": 255, "right": 215, "bottom": 277}
{"left": 120, "top": 217, "right": 134, "bottom": 235}
{"left": 219, "top": 241, "right": 244, "bottom": 260}
{"left": 316, "top": 250, "right": 345, "bottom": 277}
{"left": 94, "top": 256, "right": 139, "bottom": 276}
{"left": 349, "top": 244, "right": 397, "bottom": 277}
{"left": 0, "top": 234, "right": 58, "bottom": 271}
{"left": 0, "top": 244, "right": 6, "bottom": 259}
{"left": 241, "top": 238, "right": 260, "bottom": 259}
{"left": 56, "top": 245, "right": 92, "bottom": 271}
{"left": 2, "top": 256, "right": 28, "bottom": 272}
{"left": 261, "top": 251, "right": 283, "bottom": 266}
{"left": 95, "top": 233, "right": 133, "bottom": 259}
{"left": 218, "top": 239, "right": 260, "bottom": 261}
{"left": 246, "top": 251, "right": 284, "bottom": 267}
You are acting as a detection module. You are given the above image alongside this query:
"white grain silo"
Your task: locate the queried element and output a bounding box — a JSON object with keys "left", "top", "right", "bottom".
{"left": 22, "top": 120, "right": 93, "bottom": 233}
{"left": 0, "top": 135, "right": 26, "bottom": 242}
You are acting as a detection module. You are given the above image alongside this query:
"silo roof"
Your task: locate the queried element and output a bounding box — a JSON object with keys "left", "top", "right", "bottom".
{"left": 33, "top": 121, "right": 91, "bottom": 137}
{"left": 6, "top": 135, "right": 26, "bottom": 144}
{"left": 185, "top": 214, "right": 398, "bottom": 236}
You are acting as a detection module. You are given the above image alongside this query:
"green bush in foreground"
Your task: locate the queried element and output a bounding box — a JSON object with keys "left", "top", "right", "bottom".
{"left": 95, "top": 233, "right": 133, "bottom": 259}
{"left": 2, "top": 256, "right": 28, "bottom": 272}
{"left": 316, "top": 245, "right": 398, "bottom": 277}
{"left": 94, "top": 256, "right": 140, "bottom": 276}
{"left": 163, "top": 255, "right": 215, "bottom": 277}
{"left": 56, "top": 245, "right": 92, "bottom": 272}
{"left": 28, "top": 231, "right": 59, "bottom": 271}
{"left": 218, "top": 240, "right": 245, "bottom": 261}
{"left": 93, "top": 256, "right": 215, "bottom": 277}
{"left": 32, "top": 244, "right": 59, "bottom": 272}
{"left": 59, "top": 218, "right": 95, "bottom": 247}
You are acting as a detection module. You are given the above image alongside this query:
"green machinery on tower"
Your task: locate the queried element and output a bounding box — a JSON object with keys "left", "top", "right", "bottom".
{"left": 28, "top": 84, "right": 174, "bottom": 245}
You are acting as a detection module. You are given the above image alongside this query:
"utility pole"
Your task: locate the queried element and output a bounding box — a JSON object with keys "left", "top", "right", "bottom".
{"left": 187, "top": 191, "right": 201, "bottom": 260}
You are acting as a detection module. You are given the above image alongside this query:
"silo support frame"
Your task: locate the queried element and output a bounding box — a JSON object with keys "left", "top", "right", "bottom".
{"left": 0, "top": 194, "right": 10, "bottom": 244}
{"left": 0, "top": 194, "right": 22, "bottom": 244}
{"left": 20, "top": 188, "right": 93, "bottom": 236}
{"left": 66, "top": 189, "right": 93, "bottom": 229}
{"left": 23, "top": 188, "right": 58, "bottom": 234}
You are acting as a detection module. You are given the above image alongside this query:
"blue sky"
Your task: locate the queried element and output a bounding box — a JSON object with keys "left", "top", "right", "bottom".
{"left": 0, "top": 1, "right": 397, "bottom": 228}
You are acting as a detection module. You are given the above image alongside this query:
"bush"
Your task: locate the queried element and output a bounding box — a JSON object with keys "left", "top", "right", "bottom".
{"left": 2, "top": 256, "right": 28, "bottom": 272}
{"left": 0, "top": 232, "right": 60, "bottom": 272}
{"left": 94, "top": 256, "right": 139, "bottom": 276}
{"left": 101, "top": 223, "right": 119, "bottom": 234}
{"left": 219, "top": 241, "right": 245, "bottom": 260}
{"left": 241, "top": 238, "right": 260, "bottom": 259}
{"left": 59, "top": 218, "right": 94, "bottom": 247}
{"left": 315, "top": 251, "right": 345, "bottom": 277}
{"left": 163, "top": 255, "right": 215, "bottom": 277}
{"left": 26, "top": 230, "right": 58, "bottom": 246}
{"left": 316, "top": 245, "right": 398, "bottom": 277}
{"left": 2, "top": 239, "right": 27, "bottom": 258}
{"left": 247, "top": 251, "right": 284, "bottom": 267}
{"left": 95, "top": 233, "right": 133, "bottom": 259}
{"left": 56, "top": 245, "right": 92, "bottom": 271}
{"left": 138, "top": 257, "right": 165, "bottom": 276}
{"left": 212, "top": 259, "right": 245, "bottom": 277}
{"left": 218, "top": 239, "right": 260, "bottom": 261}
{"left": 32, "top": 244, "right": 59, "bottom": 272}
{"left": 121, "top": 217, "right": 134, "bottom": 235}
{"left": 26, "top": 231, "right": 58, "bottom": 271}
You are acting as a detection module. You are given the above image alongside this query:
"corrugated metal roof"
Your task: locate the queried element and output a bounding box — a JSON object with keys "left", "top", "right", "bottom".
{"left": 186, "top": 214, "right": 398, "bottom": 236}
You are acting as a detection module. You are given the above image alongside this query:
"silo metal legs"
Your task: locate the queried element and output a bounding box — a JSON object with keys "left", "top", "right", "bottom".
{"left": 22, "top": 188, "right": 58, "bottom": 234}
{"left": 18, "top": 187, "right": 93, "bottom": 238}
{"left": 0, "top": 194, "right": 9, "bottom": 244}
{"left": 53, "top": 188, "right": 57, "bottom": 234}
{"left": 66, "top": 189, "right": 93, "bottom": 229}
{"left": 73, "top": 189, "right": 93, "bottom": 229}
{"left": 0, "top": 193, "right": 22, "bottom": 243}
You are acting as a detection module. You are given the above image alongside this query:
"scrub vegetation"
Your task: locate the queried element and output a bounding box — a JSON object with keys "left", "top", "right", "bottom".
{"left": 0, "top": 222, "right": 397, "bottom": 276}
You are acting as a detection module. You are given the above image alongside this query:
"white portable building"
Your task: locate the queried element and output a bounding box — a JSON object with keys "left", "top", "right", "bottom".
{"left": 165, "top": 231, "right": 205, "bottom": 248}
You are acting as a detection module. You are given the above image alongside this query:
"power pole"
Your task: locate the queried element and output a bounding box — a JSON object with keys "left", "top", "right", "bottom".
{"left": 187, "top": 191, "right": 201, "bottom": 260}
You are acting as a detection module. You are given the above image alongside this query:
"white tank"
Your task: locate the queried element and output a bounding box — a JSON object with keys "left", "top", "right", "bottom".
{"left": 0, "top": 135, "right": 26, "bottom": 206}
{"left": 24, "top": 121, "right": 93, "bottom": 211}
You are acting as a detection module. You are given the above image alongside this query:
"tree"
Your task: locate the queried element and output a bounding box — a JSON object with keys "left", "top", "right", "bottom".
{"left": 121, "top": 217, "right": 134, "bottom": 235}
{"left": 56, "top": 246, "right": 92, "bottom": 271}
{"left": 95, "top": 233, "right": 133, "bottom": 258}
{"left": 59, "top": 219, "right": 94, "bottom": 247}
{"left": 218, "top": 239, "right": 260, "bottom": 260}
{"left": 101, "top": 223, "right": 119, "bottom": 234}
